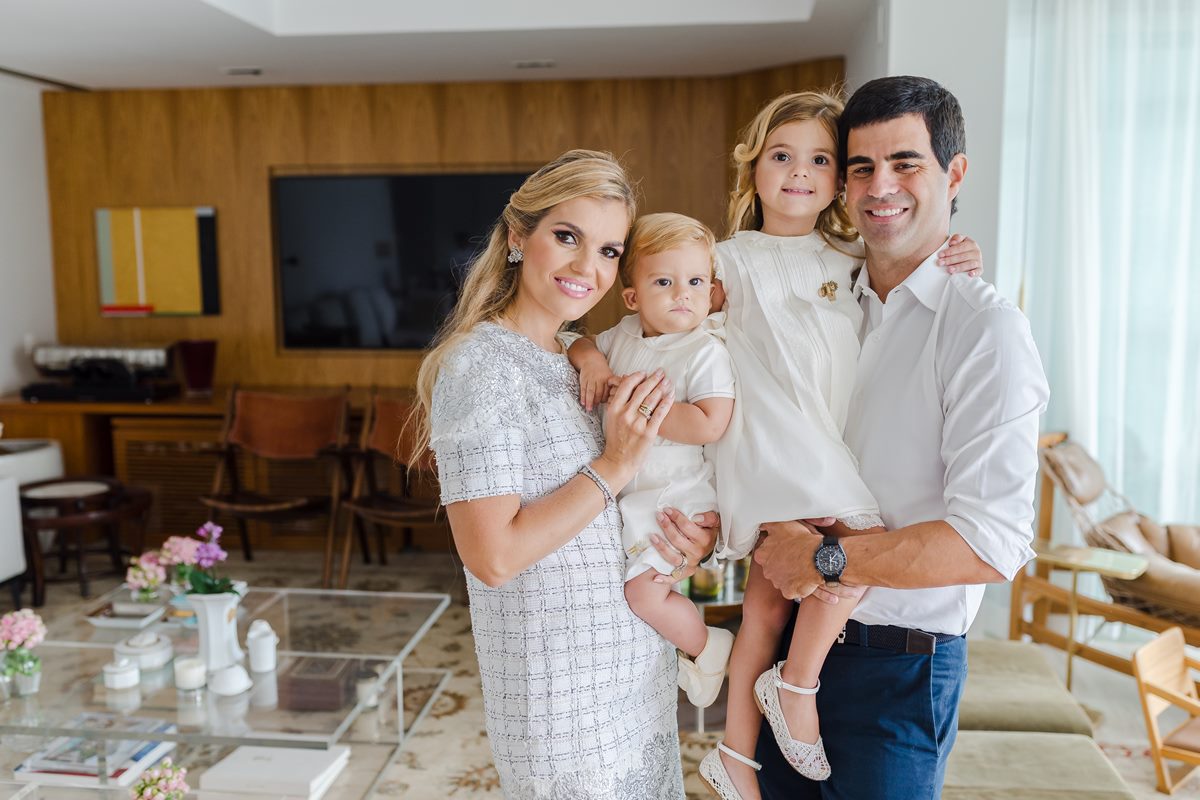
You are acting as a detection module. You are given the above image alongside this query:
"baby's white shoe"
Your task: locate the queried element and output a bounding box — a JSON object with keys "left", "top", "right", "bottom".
{"left": 678, "top": 626, "right": 734, "bottom": 708}
{"left": 753, "top": 661, "right": 831, "bottom": 780}
{"left": 699, "top": 741, "right": 761, "bottom": 800}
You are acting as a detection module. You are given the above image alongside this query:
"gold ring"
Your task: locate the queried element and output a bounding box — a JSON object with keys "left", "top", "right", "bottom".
{"left": 638, "top": 404, "right": 653, "bottom": 418}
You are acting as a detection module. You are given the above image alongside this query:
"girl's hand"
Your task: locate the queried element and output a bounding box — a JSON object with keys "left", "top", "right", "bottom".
{"left": 938, "top": 234, "right": 983, "bottom": 277}
{"left": 650, "top": 508, "right": 719, "bottom": 584}
{"left": 579, "top": 361, "right": 616, "bottom": 412}
{"left": 594, "top": 370, "right": 674, "bottom": 487}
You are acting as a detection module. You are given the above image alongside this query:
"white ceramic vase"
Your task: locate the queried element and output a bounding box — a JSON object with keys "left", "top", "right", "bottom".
{"left": 189, "top": 592, "right": 244, "bottom": 673}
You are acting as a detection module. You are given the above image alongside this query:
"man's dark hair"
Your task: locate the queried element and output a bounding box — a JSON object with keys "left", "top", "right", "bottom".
{"left": 839, "top": 76, "right": 966, "bottom": 213}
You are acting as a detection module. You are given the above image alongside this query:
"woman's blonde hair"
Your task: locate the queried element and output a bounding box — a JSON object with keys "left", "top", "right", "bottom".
{"left": 618, "top": 212, "right": 716, "bottom": 288}
{"left": 726, "top": 89, "right": 858, "bottom": 247}
{"left": 408, "top": 149, "right": 637, "bottom": 461}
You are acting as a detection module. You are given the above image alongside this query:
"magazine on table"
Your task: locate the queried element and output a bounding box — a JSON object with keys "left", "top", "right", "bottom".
{"left": 14, "top": 712, "right": 177, "bottom": 787}
{"left": 23, "top": 712, "right": 169, "bottom": 774}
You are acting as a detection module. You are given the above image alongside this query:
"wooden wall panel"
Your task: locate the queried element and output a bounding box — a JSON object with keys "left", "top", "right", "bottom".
{"left": 43, "top": 57, "right": 842, "bottom": 389}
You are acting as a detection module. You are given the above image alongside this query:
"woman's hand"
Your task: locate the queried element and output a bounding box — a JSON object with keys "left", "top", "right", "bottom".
{"left": 650, "top": 508, "right": 719, "bottom": 584}
{"left": 592, "top": 370, "right": 673, "bottom": 491}
{"left": 938, "top": 234, "right": 983, "bottom": 277}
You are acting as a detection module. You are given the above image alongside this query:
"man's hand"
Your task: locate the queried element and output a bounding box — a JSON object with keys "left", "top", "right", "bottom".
{"left": 756, "top": 519, "right": 863, "bottom": 604}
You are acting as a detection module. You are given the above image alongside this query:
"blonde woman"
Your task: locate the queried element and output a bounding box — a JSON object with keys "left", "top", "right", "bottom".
{"left": 412, "top": 150, "right": 716, "bottom": 799}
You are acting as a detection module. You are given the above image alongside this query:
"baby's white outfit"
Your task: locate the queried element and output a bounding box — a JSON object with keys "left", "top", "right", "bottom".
{"left": 596, "top": 313, "right": 736, "bottom": 581}
{"left": 712, "top": 230, "right": 882, "bottom": 559}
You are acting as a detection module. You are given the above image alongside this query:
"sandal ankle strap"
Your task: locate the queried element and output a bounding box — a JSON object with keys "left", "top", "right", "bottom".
{"left": 717, "top": 741, "right": 762, "bottom": 771}
{"left": 773, "top": 662, "right": 820, "bottom": 696}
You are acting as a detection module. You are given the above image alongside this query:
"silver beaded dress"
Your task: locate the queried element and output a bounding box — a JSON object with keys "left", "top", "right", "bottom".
{"left": 430, "top": 322, "right": 684, "bottom": 800}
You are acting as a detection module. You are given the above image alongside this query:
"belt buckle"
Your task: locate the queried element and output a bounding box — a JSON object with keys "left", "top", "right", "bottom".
{"left": 837, "top": 626, "right": 846, "bottom": 645}
{"left": 905, "top": 629, "right": 936, "bottom": 655}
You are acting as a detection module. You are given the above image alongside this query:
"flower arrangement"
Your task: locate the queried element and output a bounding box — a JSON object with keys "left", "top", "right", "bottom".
{"left": 0, "top": 608, "right": 46, "bottom": 677}
{"left": 130, "top": 522, "right": 234, "bottom": 598}
{"left": 125, "top": 551, "right": 167, "bottom": 602}
{"left": 129, "top": 758, "right": 188, "bottom": 800}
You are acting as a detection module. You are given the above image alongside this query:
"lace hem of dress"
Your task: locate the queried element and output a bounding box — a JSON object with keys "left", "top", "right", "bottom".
{"left": 501, "top": 730, "right": 684, "bottom": 800}
{"left": 840, "top": 512, "right": 885, "bottom": 530}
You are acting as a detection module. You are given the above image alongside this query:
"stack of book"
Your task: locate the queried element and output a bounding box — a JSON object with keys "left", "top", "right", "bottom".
{"left": 198, "top": 745, "right": 351, "bottom": 800}
{"left": 13, "top": 712, "right": 176, "bottom": 787}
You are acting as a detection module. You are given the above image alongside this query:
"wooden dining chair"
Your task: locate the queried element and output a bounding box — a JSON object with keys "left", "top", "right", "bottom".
{"left": 200, "top": 385, "right": 355, "bottom": 585}
{"left": 335, "top": 390, "right": 443, "bottom": 588}
{"left": 1131, "top": 627, "right": 1200, "bottom": 794}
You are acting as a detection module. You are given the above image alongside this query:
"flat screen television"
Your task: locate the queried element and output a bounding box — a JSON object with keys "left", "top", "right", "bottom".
{"left": 272, "top": 171, "right": 529, "bottom": 350}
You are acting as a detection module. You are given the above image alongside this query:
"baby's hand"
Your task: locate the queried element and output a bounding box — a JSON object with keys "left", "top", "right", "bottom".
{"left": 580, "top": 362, "right": 616, "bottom": 412}
{"left": 938, "top": 234, "right": 983, "bottom": 278}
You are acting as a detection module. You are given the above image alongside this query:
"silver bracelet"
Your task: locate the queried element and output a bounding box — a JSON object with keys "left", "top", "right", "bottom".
{"left": 578, "top": 464, "right": 616, "bottom": 508}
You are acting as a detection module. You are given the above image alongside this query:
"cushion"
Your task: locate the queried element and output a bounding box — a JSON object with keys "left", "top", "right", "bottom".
{"left": 959, "top": 640, "right": 1093, "bottom": 736}
{"left": 1091, "top": 511, "right": 1167, "bottom": 557}
{"left": 944, "top": 731, "right": 1135, "bottom": 799}
{"left": 1119, "top": 550, "right": 1200, "bottom": 623}
{"left": 1043, "top": 442, "right": 1108, "bottom": 506}
{"left": 1168, "top": 524, "right": 1200, "bottom": 570}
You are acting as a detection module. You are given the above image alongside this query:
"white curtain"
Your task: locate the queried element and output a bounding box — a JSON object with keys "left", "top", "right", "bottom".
{"left": 999, "top": 0, "right": 1200, "bottom": 525}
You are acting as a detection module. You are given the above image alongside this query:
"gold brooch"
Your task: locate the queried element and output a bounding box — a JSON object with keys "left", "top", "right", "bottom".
{"left": 818, "top": 281, "right": 838, "bottom": 301}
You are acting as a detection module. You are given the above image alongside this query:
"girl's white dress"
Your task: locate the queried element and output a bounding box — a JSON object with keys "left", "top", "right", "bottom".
{"left": 713, "top": 230, "right": 882, "bottom": 559}
{"left": 595, "top": 313, "right": 736, "bottom": 581}
{"left": 431, "top": 322, "right": 684, "bottom": 800}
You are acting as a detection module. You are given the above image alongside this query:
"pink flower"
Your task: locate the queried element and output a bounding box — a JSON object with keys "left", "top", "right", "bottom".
{"left": 0, "top": 609, "right": 46, "bottom": 650}
{"left": 160, "top": 535, "right": 201, "bottom": 567}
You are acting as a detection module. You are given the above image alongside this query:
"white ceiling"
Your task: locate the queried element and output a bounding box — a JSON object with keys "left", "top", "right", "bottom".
{"left": 0, "top": 0, "right": 872, "bottom": 90}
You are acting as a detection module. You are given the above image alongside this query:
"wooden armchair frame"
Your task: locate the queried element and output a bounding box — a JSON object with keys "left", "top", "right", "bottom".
{"left": 1010, "top": 432, "right": 1200, "bottom": 677}
{"left": 334, "top": 389, "right": 443, "bottom": 588}
{"left": 200, "top": 385, "right": 355, "bottom": 586}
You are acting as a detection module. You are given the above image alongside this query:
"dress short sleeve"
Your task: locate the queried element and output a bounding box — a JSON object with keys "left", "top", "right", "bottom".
{"left": 686, "top": 337, "right": 736, "bottom": 403}
{"left": 430, "top": 337, "right": 527, "bottom": 504}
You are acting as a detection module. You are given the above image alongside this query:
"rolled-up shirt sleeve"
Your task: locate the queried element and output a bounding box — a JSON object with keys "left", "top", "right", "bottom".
{"left": 939, "top": 305, "right": 1050, "bottom": 580}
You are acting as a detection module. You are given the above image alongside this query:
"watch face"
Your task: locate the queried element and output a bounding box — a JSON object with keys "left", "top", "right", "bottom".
{"left": 816, "top": 544, "right": 846, "bottom": 577}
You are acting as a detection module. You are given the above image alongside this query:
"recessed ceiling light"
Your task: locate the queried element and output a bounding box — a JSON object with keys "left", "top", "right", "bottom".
{"left": 513, "top": 60, "right": 556, "bottom": 70}
{"left": 222, "top": 66, "right": 263, "bottom": 76}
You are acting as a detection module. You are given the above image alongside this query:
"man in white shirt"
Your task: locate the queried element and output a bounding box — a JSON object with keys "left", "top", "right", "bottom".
{"left": 753, "top": 76, "right": 1050, "bottom": 799}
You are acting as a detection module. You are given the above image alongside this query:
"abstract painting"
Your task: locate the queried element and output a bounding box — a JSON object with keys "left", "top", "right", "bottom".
{"left": 94, "top": 206, "right": 219, "bottom": 316}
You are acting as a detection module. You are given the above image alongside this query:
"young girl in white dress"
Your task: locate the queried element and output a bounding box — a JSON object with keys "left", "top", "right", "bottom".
{"left": 698, "top": 92, "right": 983, "bottom": 799}
{"left": 569, "top": 213, "right": 738, "bottom": 709}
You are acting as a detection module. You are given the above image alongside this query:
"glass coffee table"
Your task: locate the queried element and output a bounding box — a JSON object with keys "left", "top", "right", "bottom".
{"left": 0, "top": 587, "right": 450, "bottom": 798}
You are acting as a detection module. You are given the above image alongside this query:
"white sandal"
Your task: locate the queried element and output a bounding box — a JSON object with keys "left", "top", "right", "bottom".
{"left": 699, "top": 741, "right": 761, "bottom": 800}
{"left": 753, "top": 661, "right": 831, "bottom": 780}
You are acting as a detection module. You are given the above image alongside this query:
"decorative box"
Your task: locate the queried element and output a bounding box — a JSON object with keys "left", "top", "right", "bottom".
{"left": 277, "top": 657, "right": 356, "bottom": 712}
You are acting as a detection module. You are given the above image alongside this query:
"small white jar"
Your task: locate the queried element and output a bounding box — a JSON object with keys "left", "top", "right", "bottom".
{"left": 102, "top": 658, "right": 140, "bottom": 690}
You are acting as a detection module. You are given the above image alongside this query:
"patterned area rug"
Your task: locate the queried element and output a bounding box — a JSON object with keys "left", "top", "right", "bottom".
{"left": 17, "top": 550, "right": 1193, "bottom": 799}
{"left": 17, "top": 549, "right": 721, "bottom": 799}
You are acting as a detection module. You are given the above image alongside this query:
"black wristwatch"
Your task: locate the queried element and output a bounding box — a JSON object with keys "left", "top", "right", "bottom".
{"left": 813, "top": 535, "right": 846, "bottom": 585}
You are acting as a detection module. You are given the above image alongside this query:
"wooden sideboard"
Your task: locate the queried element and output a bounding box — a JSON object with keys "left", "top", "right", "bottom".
{"left": 0, "top": 391, "right": 448, "bottom": 552}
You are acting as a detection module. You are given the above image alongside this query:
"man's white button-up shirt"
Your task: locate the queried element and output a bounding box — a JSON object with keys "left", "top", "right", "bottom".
{"left": 845, "top": 245, "right": 1050, "bottom": 636}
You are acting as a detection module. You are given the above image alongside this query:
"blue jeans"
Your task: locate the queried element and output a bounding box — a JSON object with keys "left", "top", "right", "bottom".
{"left": 755, "top": 617, "right": 968, "bottom": 800}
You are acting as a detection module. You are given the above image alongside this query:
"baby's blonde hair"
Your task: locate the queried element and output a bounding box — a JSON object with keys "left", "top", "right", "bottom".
{"left": 619, "top": 212, "right": 716, "bottom": 288}
{"left": 726, "top": 89, "right": 858, "bottom": 247}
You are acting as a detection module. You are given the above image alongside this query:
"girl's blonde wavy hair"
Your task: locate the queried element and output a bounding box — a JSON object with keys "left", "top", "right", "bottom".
{"left": 408, "top": 149, "right": 637, "bottom": 462}
{"left": 726, "top": 89, "right": 858, "bottom": 248}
